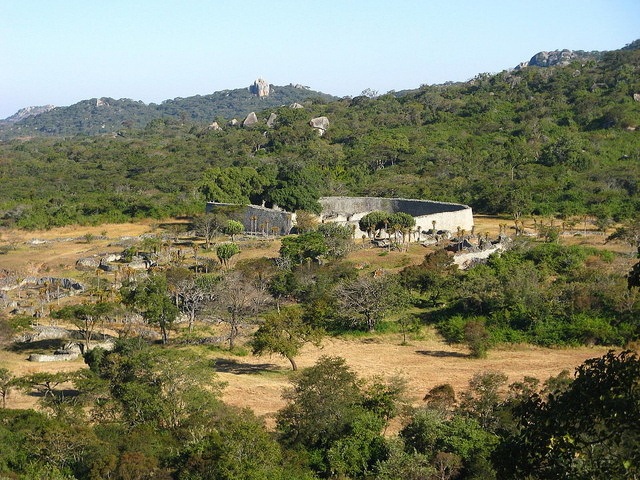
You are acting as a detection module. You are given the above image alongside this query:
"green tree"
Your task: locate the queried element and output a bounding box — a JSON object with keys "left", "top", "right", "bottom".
{"left": 199, "top": 166, "right": 267, "bottom": 204}
{"left": 277, "top": 356, "right": 362, "bottom": 450}
{"left": 216, "top": 243, "right": 240, "bottom": 269}
{"left": 222, "top": 219, "right": 244, "bottom": 241}
{"left": 121, "top": 274, "right": 178, "bottom": 344}
{"left": 52, "top": 302, "right": 115, "bottom": 349}
{"left": 359, "top": 211, "right": 389, "bottom": 238}
{"left": 498, "top": 351, "right": 640, "bottom": 480}
{"left": 251, "top": 306, "right": 323, "bottom": 370}
{"left": 279, "top": 232, "right": 328, "bottom": 265}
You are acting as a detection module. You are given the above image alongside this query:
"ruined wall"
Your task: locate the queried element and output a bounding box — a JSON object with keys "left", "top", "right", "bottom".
{"left": 318, "top": 196, "right": 474, "bottom": 236}
{"left": 206, "top": 202, "right": 296, "bottom": 235}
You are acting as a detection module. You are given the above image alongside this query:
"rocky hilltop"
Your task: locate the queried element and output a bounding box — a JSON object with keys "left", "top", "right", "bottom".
{"left": 2, "top": 104, "right": 55, "bottom": 123}
{"left": 516, "top": 48, "right": 603, "bottom": 69}
{"left": 0, "top": 78, "right": 338, "bottom": 138}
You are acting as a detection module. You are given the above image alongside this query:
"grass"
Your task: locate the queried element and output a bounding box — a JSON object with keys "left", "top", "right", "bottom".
{"left": 0, "top": 216, "right": 628, "bottom": 417}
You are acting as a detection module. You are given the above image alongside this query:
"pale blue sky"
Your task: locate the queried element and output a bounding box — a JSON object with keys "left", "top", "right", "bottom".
{"left": 1, "top": 0, "right": 638, "bottom": 119}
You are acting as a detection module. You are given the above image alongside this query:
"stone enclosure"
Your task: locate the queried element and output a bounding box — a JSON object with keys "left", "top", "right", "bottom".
{"left": 318, "top": 196, "right": 474, "bottom": 238}
{"left": 206, "top": 196, "right": 473, "bottom": 238}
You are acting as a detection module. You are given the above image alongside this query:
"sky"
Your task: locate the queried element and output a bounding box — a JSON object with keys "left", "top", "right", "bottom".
{"left": 1, "top": 0, "right": 639, "bottom": 119}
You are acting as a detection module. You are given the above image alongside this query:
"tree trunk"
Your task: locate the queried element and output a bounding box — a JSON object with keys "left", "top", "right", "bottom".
{"left": 288, "top": 356, "right": 298, "bottom": 371}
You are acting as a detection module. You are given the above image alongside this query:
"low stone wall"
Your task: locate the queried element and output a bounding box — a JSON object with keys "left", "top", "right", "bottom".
{"left": 318, "top": 196, "right": 474, "bottom": 237}
{"left": 28, "top": 352, "right": 79, "bottom": 362}
{"left": 206, "top": 202, "right": 296, "bottom": 235}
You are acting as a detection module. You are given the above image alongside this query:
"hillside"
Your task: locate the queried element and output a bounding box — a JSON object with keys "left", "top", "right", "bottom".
{"left": 0, "top": 81, "right": 337, "bottom": 138}
{"left": 0, "top": 41, "right": 638, "bottom": 230}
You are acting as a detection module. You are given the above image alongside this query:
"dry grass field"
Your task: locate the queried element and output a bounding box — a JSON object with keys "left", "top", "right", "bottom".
{"left": 0, "top": 216, "right": 629, "bottom": 420}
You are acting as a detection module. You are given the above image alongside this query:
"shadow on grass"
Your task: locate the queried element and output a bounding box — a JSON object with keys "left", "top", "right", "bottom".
{"left": 26, "top": 388, "right": 81, "bottom": 399}
{"left": 415, "top": 350, "right": 469, "bottom": 358}
{"left": 8, "top": 338, "right": 68, "bottom": 353}
{"left": 212, "top": 358, "right": 281, "bottom": 375}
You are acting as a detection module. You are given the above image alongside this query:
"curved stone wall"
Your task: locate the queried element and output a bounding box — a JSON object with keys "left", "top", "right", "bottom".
{"left": 318, "top": 196, "right": 474, "bottom": 237}
{"left": 206, "top": 202, "right": 296, "bottom": 235}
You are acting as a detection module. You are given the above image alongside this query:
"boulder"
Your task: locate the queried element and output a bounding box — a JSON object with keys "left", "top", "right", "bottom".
{"left": 243, "top": 112, "right": 259, "bottom": 127}
{"left": 249, "top": 77, "right": 270, "bottom": 97}
{"left": 266, "top": 112, "right": 277, "bottom": 127}
{"left": 290, "top": 102, "right": 304, "bottom": 109}
{"left": 228, "top": 118, "right": 239, "bottom": 126}
{"left": 76, "top": 257, "right": 100, "bottom": 270}
{"left": 309, "top": 116, "right": 330, "bottom": 135}
{"left": 208, "top": 121, "right": 222, "bottom": 130}
{"left": 528, "top": 49, "right": 577, "bottom": 67}
{"left": 634, "top": 93, "right": 640, "bottom": 102}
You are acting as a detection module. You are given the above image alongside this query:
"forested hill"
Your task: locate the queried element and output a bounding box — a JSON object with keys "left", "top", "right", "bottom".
{"left": 0, "top": 41, "right": 639, "bottom": 229}
{"left": 0, "top": 83, "right": 338, "bottom": 138}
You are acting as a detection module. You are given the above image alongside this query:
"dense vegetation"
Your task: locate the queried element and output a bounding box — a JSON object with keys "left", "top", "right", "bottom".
{"left": 0, "top": 85, "right": 337, "bottom": 138}
{"left": 1, "top": 41, "right": 640, "bottom": 480}
{"left": 1, "top": 43, "right": 639, "bottom": 229}
{"left": 1, "top": 341, "right": 638, "bottom": 479}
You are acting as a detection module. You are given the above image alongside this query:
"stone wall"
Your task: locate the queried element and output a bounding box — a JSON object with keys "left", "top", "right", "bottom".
{"left": 205, "top": 202, "right": 296, "bottom": 236}
{"left": 318, "top": 196, "right": 474, "bottom": 237}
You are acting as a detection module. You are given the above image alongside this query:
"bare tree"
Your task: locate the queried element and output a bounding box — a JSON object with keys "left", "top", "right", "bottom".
{"left": 336, "top": 275, "right": 406, "bottom": 332}
{"left": 210, "top": 272, "right": 271, "bottom": 348}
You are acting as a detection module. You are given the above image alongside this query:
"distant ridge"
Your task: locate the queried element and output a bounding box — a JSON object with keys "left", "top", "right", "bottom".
{"left": 0, "top": 79, "right": 338, "bottom": 138}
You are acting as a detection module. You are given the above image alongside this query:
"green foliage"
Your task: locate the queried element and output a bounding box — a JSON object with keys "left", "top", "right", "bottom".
{"left": 359, "top": 211, "right": 389, "bottom": 236}
{"left": 216, "top": 242, "right": 240, "bottom": 269}
{"left": 497, "top": 351, "right": 640, "bottom": 479}
{"left": 280, "top": 232, "right": 328, "bottom": 264}
{"left": 121, "top": 274, "right": 178, "bottom": 344}
{"left": 222, "top": 219, "right": 244, "bottom": 240}
{"left": 251, "top": 306, "right": 323, "bottom": 370}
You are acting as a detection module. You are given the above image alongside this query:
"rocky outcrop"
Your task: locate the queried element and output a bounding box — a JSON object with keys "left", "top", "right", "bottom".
{"left": 249, "top": 77, "right": 270, "bottom": 97}
{"left": 517, "top": 48, "right": 601, "bottom": 69}
{"left": 290, "top": 102, "right": 304, "bottom": 109}
{"left": 20, "top": 277, "right": 85, "bottom": 292}
{"left": 208, "top": 121, "right": 222, "bottom": 131}
{"left": 634, "top": 93, "right": 640, "bottom": 102}
{"left": 310, "top": 116, "right": 330, "bottom": 135}
{"left": 266, "top": 113, "right": 277, "bottom": 127}
{"left": 3, "top": 105, "right": 55, "bottom": 123}
{"left": 76, "top": 257, "right": 100, "bottom": 269}
{"left": 243, "top": 112, "right": 259, "bottom": 127}
{"left": 229, "top": 118, "right": 239, "bottom": 127}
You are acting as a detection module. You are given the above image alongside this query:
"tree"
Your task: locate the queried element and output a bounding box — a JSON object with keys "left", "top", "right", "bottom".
{"left": 279, "top": 232, "right": 328, "bottom": 264}
{"left": 498, "top": 351, "right": 640, "bottom": 479}
{"left": 210, "top": 272, "right": 271, "bottom": 348}
{"left": 359, "top": 211, "right": 389, "bottom": 238}
{"left": 464, "top": 319, "right": 490, "bottom": 358}
{"left": 251, "top": 306, "right": 323, "bottom": 370}
{"left": 193, "top": 212, "right": 226, "bottom": 248}
{"left": 294, "top": 210, "right": 319, "bottom": 233}
{"left": 0, "top": 368, "right": 16, "bottom": 408}
{"left": 121, "top": 274, "right": 178, "bottom": 344}
{"left": 277, "top": 356, "right": 362, "bottom": 450}
{"left": 222, "top": 219, "right": 244, "bottom": 241}
{"left": 337, "top": 275, "right": 407, "bottom": 332}
{"left": 317, "top": 222, "right": 355, "bottom": 259}
{"left": 198, "top": 166, "right": 267, "bottom": 204}
{"left": 52, "top": 302, "right": 115, "bottom": 349}
{"left": 460, "top": 371, "right": 508, "bottom": 432}
{"left": 167, "top": 270, "right": 218, "bottom": 332}
{"left": 86, "top": 342, "right": 224, "bottom": 430}
{"left": 216, "top": 243, "right": 240, "bottom": 269}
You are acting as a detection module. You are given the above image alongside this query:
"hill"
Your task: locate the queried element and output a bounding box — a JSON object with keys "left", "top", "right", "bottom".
{"left": 0, "top": 80, "right": 338, "bottom": 138}
{"left": 0, "top": 41, "right": 638, "bottom": 230}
